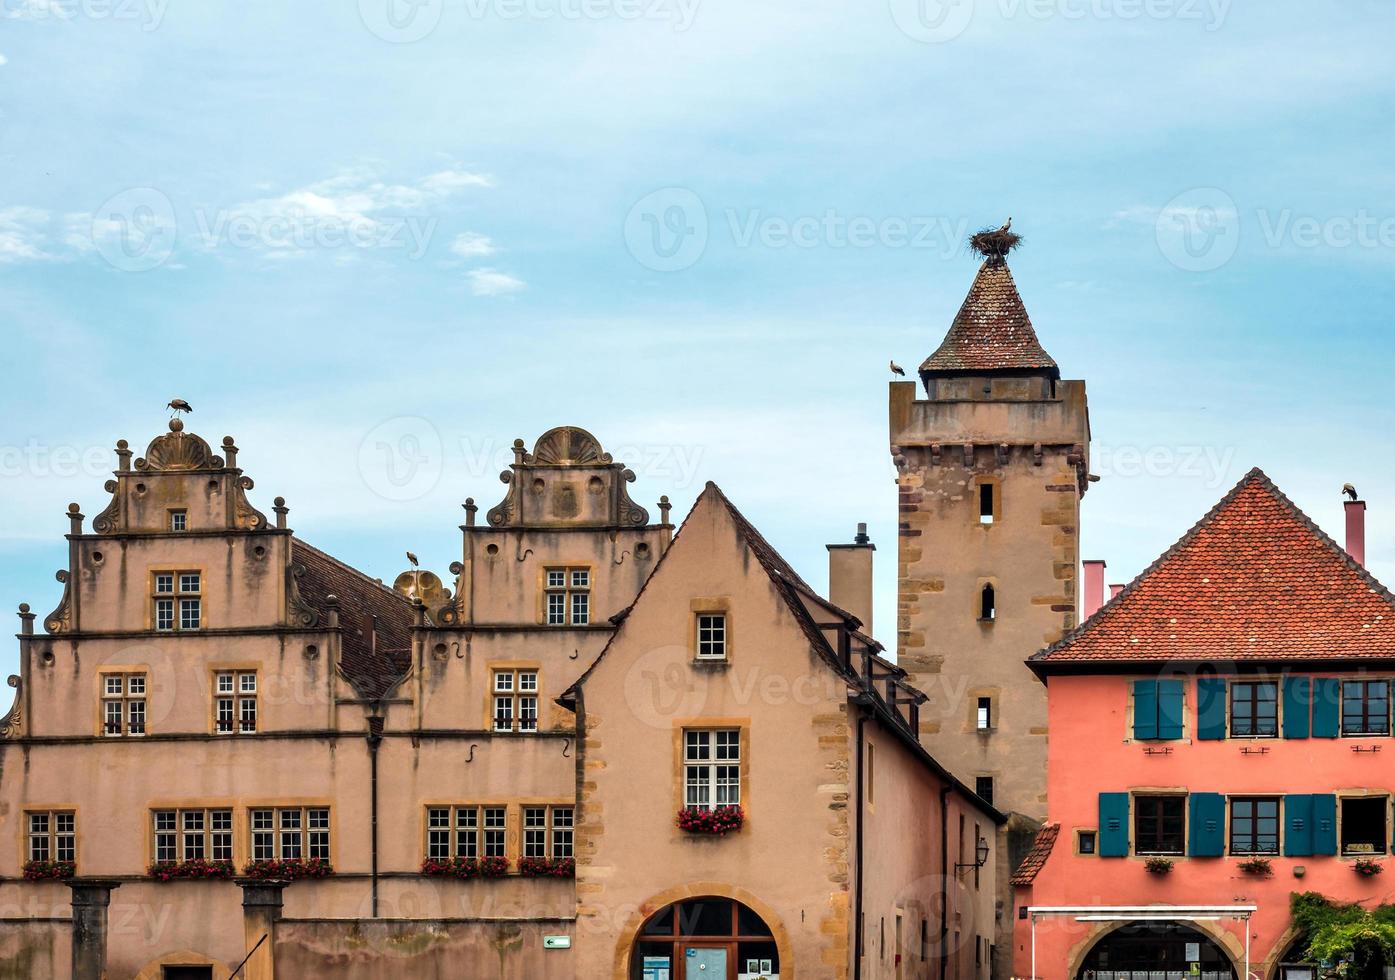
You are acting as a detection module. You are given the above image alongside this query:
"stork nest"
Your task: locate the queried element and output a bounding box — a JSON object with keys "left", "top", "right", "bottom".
{"left": 968, "top": 227, "right": 1022, "bottom": 261}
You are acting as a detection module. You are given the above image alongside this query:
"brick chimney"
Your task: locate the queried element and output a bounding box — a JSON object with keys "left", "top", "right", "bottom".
{"left": 828, "top": 523, "right": 875, "bottom": 633}
{"left": 1345, "top": 491, "right": 1367, "bottom": 567}
{"left": 1109, "top": 583, "right": 1125, "bottom": 600}
{"left": 1082, "top": 559, "right": 1107, "bottom": 621}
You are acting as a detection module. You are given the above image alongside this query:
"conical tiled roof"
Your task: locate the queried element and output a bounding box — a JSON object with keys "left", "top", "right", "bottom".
{"left": 1032, "top": 469, "right": 1395, "bottom": 666}
{"left": 919, "top": 259, "right": 1058, "bottom": 378}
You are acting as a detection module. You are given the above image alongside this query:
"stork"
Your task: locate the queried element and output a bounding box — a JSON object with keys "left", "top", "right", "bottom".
{"left": 167, "top": 398, "right": 192, "bottom": 417}
{"left": 890, "top": 360, "right": 906, "bottom": 378}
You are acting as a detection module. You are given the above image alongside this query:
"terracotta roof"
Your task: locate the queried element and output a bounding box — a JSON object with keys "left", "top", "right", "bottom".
{"left": 1033, "top": 469, "right": 1395, "bottom": 667}
{"left": 1011, "top": 822, "right": 1059, "bottom": 886}
{"left": 919, "top": 259, "right": 1058, "bottom": 377}
{"left": 292, "top": 539, "right": 415, "bottom": 699}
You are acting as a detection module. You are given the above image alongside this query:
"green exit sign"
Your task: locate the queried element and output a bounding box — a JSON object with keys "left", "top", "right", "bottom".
{"left": 543, "top": 936, "right": 572, "bottom": 950}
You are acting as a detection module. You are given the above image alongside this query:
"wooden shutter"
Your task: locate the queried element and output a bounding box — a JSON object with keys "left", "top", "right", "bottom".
{"left": 1282, "top": 676, "right": 1311, "bottom": 739}
{"left": 1284, "top": 794, "right": 1314, "bottom": 856}
{"left": 1197, "top": 678, "right": 1227, "bottom": 741}
{"left": 1188, "top": 793, "right": 1226, "bottom": 857}
{"left": 1158, "top": 680, "right": 1185, "bottom": 740}
{"left": 1098, "top": 793, "right": 1130, "bottom": 857}
{"left": 1132, "top": 681, "right": 1159, "bottom": 740}
{"left": 1311, "top": 678, "right": 1341, "bottom": 738}
{"left": 1312, "top": 795, "right": 1337, "bottom": 856}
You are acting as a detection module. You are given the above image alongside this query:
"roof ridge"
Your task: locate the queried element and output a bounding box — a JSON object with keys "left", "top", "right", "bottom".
{"left": 291, "top": 538, "right": 413, "bottom": 609}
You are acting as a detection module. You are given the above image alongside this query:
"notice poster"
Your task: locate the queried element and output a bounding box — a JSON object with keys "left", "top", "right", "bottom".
{"left": 643, "top": 956, "right": 671, "bottom": 980}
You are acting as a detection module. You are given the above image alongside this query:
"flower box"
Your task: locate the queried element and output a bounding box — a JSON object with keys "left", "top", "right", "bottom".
{"left": 22, "top": 860, "right": 75, "bottom": 881}
{"left": 241, "top": 858, "right": 333, "bottom": 880}
{"left": 518, "top": 857, "right": 576, "bottom": 878}
{"left": 677, "top": 805, "right": 744, "bottom": 836}
{"left": 1353, "top": 858, "right": 1384, "bottom": 878}
{"left": 148, "top": 859, "right": 236, "bottom": 882}
{"left": 1237, "top": 858, "right": 1273, "bottom": 877}
{"left": 420, "top": 856, "right": 510, "bottom": 879}
{"left": 1144, "top": 857, "right": 1174, "bottom": 875}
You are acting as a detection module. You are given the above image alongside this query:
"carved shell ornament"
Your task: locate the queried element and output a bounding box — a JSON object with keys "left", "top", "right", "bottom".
{"left": 135, "top": 418, "right": 223, "bottom": 471}
{"left": 529, "top": 426, "right": 612, "bottom": 466}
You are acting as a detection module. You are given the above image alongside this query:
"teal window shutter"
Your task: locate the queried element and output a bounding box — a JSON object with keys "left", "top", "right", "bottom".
{"left": 1313, "top": 795, "right": 1338, "bottom": 855}
{"left": 1312, "top": 678, "right": 1341, "bottom": 738}
{"left": 1197, "top": 678, "right": 1227, "bottom": 740}
{"left": 1283, "top": 677, "right": 1311, "bottom": 739}
{"left": 1285, "top": 794, "right": 1314, "bottom": 856}
{"left": 1133, "top": 681, "right": 1159, "bottom": 740}
{"left": 1188, "top": 793, "right": 1226, "bottom": 856}
{"left": 1158, "top": 680, "right": 1185, "bottom": 740}
{"left": 1099, "top": 793, "right": 1130, "bottom": 857}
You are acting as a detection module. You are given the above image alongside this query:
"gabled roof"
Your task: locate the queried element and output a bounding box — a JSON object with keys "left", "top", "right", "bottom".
{"left": 1010, "top": 822, "right": 1059, "bottom": 887}
{"left": 1033, "top": 469, "right": 1395, "bottom": 669}
{"left": 919, "top": 259, "right": 1059, "bottom": 378}
{"left": 292, "top": 539, "right": 415, "bottom": 699}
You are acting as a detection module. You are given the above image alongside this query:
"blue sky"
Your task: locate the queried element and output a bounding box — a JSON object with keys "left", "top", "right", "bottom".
{"left": 3, "top": 0, "right": 1394, "bottom": 705}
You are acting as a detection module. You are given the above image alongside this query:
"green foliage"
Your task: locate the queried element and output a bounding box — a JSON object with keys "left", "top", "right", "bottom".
{"left": 1290, "top": 893, "right": 1395, "bottom": 976}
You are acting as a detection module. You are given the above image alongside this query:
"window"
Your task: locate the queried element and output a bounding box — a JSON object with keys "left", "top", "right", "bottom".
{"left": 523, "top": 806, "right": 574, "bottom": 859}
{"left": 696, "top": 613, "right": 727, "bottom": 660}
{"left": 249, "top": 807, "right": 329, "bottom": 862}
{"left": 102, "top": 673, "right": 147, "bottom": 736}
{"left": 978, "top": 483, "right": 995, "bottom": 525}
{"left": 214, "top": 671, "right": 257, "bottom": 733}
{"left": 1133, "top": 795, "right": 1185, "bottom": 855}
{"left": 169, "top": 510, "right": 187, "bottom": 532}
{"left": 979, "top": 584, "right": 995, "bottom": 622}
{"left": 975, "top": 776, "right": 995, "bottom": 807}
{"left": 26, "top": 811, "right": 75, "bottom": 865}
{"left": 920, "top": 920, "right": 928, "bottom": 962}
{"left": 1341, "top": 796, "right": 1389, "bottom": 855}
{"left": 684, "top": 729, "right": 741, "bottom": 810}
{"left": 1229, "top": 797, "right": 1280, "bottom": 855}
{"left": 153, "top": 571, "right": 201, "bottom": 631}
{"left": 544, "top": 567, "right": 590, "bottom": 626}
{"left": 1078, "top": 830, "right": 1097, "bottom": 855}
{"left": 1342, "top": 680, "right": 1390, "bottom": 736}
{"left": 1230, "top": 681, "right": 1279, "bottom": 737}
{"left": 976, "top": 696, "right": 992, "bottom": 731}
{"left": 153, "top": 808, "right": 233, "bottom": 864}
{"left": 866, "top": 743, "right": 874, "bottom": 806}
{"left": 492, "top": 669, "right": 539, "bottom": 732}
{"left": 428, "top": 805, "right": 508, "bottom": 859}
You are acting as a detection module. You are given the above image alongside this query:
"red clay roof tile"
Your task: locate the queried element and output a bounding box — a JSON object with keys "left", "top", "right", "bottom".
{"left": 920, "top": 259, "right": 1058, "bottom": 377}
{"left": 1011, "top": 822, "right": 1059, "bottom": 886}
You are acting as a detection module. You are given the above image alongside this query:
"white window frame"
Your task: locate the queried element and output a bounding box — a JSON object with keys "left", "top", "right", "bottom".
{"left": 169, "top": 510, "right": 187, "bottom": 532}
{"left": 153, "top": 570, "right": 201, "bottom": 632}
{"left": 102, "top": 672, "right": 147, "bottom": 736}
{"left": 522, "top": 805, "right": 572, "bottom": 859}
{"left": 544, "top": 567, "right": 590, "bottom": 626}
{"left": 249, "top": 806, "right": 329, "bottom": 862}
{"left": 153, "top": 808, "right": 233, "bottom": 864}
{"left": 684, "top": 729, "right": 741, "bottom": 810}
{"left": 214, "top": 671, "right": 257, "bottom": 734}
{"left": 493, "top": 669, "right": 539, "bottom": 732}
{"left": 26, "top": 811, "right": 75, "bottom": 865}
{"left": 696, "top": 613, "right": 727, "bottom": 661}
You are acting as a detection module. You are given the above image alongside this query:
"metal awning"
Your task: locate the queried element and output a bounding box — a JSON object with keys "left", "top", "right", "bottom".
{"left": 1024, "top": 905, "right": 1260, "bottom": 980}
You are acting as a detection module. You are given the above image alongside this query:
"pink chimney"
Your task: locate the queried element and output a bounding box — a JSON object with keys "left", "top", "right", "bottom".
{"left": 1082, "top": 560, "right": 1106, "bottom": 620}
{"left": 1345, "top": 490, "right": 1366, "bottom": 567}
{"left": 1110, "top": 584, "right": 1125, "bottom": 600}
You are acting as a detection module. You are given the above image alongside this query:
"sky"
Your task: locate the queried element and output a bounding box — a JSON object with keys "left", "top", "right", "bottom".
{"left": 2, "top": 0, "right": 1394, "bottom": 709}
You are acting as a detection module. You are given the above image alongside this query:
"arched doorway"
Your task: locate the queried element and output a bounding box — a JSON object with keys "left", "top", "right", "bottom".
{"left": 632, "top": 896, "right": 781, "bottom": 980}
{"left": 1078, "top": 923, "right": 1236, "bottom": 980}
{"left": 1271, "top": 934, "right": 1316, "bottom": 980}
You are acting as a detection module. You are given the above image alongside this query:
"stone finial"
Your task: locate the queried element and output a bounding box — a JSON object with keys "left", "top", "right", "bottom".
{"left": 324, "top": 594, "right": 340, "bottom": 630}
{"left": 67, "top": 503, "right": 84, "bottom": 535}
{"left": 463, "top": 497, "right": 478, "bottom": 527}
{"left": 222, "top": 436, "right": 238, "bottom": 469}
{"left": 18, "top": 603, "right": 34, "bottom": 635}
{"left": 658, "top": 495, "right": 672, "bottom": 525}
{"left": 273, "top": 496, "right": 288, "bottom": 529}
{"left": 115, "top": 439, "right": 132, "bottom": 472}
{"left": 512, "top": 438, "right": 527, "bottom": 464}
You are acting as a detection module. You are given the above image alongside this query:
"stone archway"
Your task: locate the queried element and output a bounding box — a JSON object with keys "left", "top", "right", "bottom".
{"left": 132, "top": 950, "right": 233, "bottom": 980}
{"left": 613, "top": 883, "right": 795, "bottom": 980}
{"left": 1072, "top": 921, "right": 1240, "bottom": 980}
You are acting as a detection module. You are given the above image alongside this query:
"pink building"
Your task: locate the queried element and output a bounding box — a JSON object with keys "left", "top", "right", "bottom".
{"left": 1012, "top": 469, "right": 1395, "bottom": 980}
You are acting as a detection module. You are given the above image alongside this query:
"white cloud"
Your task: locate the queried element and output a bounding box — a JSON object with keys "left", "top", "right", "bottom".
{"left": 467, "top": 268, "right": 526, "bottom": 297}
{"left": 450, "top": 232, "right": 497, "bottom": 259}
{"left": 0, "top": 55, "right": 9, "bottom": 67}
{"left": 421, "top": 170, "right": 493, "bottom": 195}
{"left": 0, "top": 207, "right": 55, "bottom": 263}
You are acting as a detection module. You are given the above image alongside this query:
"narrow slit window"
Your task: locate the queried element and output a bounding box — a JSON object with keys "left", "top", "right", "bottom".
{"left": 978, "top": 483, "right": 995, "bottom": 524}
{"left": 976, "top": 696, "right": 992, "bottom": 731}
{"left": 980, "top": 585, "right": 996, "bottom": 622}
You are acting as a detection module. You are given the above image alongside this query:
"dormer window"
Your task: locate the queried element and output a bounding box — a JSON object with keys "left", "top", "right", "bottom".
{"left": 544, "top": 567, "right": 590, "bottom": 626}
{"left": 169, "top": 510, "right": 187, "bottom": 532}
{"left": 153, "top": 571, "right": 201, "bottom": 631}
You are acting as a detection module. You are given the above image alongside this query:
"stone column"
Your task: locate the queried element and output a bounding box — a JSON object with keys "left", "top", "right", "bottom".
{"left": 237, "top": 879, "right": 286, "bottom": 980}
{"left": 66, "top": 879, "right": 120, "bottom": 980}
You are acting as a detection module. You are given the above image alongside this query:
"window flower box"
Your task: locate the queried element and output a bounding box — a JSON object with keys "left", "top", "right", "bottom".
{"left": 1144, "top": 857, "right": 1174, "bottom": 875}
{"left": 1353, "top": 858, "right": 1384, "bottom": 878}
{"left": 1237, "top": 858, "right": 1273, "bottom": 877}
{"left": 22, "top": 860, "right": 75, "bottom": 881}
{"left": 147, "top": 859, "right": 236, "bottom": 882}
{"left": 677, "top": 805, "right": 744, "bottom": 836}
{"left": 419, "top": 856, "right": 510, "bottom": 879}
{"left": 519, "top": 857, "right": 576, "bottom": 878}
{"left": 241, "top": 858, "right": 333, "bottom": 880}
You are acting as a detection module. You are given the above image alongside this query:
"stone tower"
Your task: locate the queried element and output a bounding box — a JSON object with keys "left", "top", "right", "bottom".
{"left": 889, "top": 245, "right": 1090, "bottom": 841}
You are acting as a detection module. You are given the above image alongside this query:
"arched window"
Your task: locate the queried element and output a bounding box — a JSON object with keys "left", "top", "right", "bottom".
{"left": 1078, "top": 922, "right": 1235, "bottom": 980}
{"left": 980, "top": 584, "right": 996, "bottom": 622}
{"left": 633, "top": 897, "right": 778, "bottom": 979}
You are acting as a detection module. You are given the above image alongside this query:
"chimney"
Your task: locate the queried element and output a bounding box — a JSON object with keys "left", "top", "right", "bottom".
{"left": 1109, "top": 583, "right": 1125, "bottom": 600}
{"left": 1346, "top": 493, "right": 1367, "bottom": 567}
{"left": 828, "top": 523, "right": 875, "bottom": 633}
{"left": 1082, "top": 560, "right": 1107, "bottom": 621}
